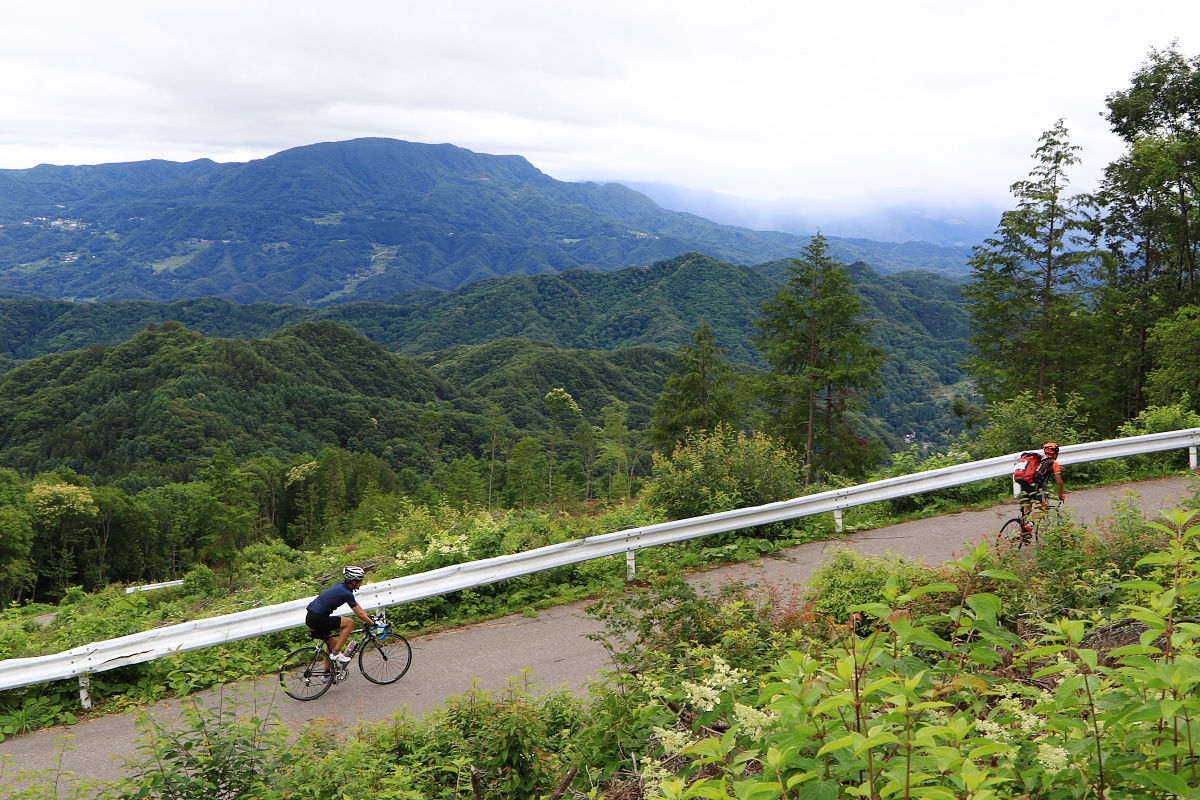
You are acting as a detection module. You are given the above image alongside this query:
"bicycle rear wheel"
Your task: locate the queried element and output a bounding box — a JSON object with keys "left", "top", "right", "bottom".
{"left": 359, "top": 632, "right": 412, "bottom": 685}
{"left": 999, "top": 517, "right": 1031, "bottom": 548}
{"left": 280, "top": 647, "right": 334, "bottom": 700}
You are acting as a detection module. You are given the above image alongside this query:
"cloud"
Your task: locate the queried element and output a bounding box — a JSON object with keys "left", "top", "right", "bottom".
{"left": 1, "top": 1, "right": 1198, "bottom": 208}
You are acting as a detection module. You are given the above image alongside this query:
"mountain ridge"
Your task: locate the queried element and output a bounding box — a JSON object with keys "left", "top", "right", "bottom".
{"left": 0, "top": 252, "right": 972, "bottom": 448}
{"left": 0, "top": 138, "right": 972, "bottom": 306}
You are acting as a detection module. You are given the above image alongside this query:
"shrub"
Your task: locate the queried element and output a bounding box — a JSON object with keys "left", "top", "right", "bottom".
{"left": 803, "top": 548, "right": 936, "bottom": 625}
{"left": 1114, "top": 399, "right": 1200, "bottom": 475}
{"left": 180, "top": 564, "right": 217, "bottom": 599}
{"left": 642, "top": 426, "right": 802, "bottom": 543}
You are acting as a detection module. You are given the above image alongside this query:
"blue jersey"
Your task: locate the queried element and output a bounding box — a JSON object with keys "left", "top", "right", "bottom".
{"left": 306, "top": 581, "right": 360, "bottom": 616}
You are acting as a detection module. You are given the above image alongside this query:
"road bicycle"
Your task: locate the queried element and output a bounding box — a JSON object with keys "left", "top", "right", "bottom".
{"left": 278, "top": 608, "right": 412, "bottom": 701}
{"left": 999, "top": 496, "right": 1065, "bottom": 549}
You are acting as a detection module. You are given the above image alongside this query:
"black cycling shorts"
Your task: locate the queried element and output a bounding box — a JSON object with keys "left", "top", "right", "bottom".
{"left": 306, "top": 611, "right": 341, "bottom": 638}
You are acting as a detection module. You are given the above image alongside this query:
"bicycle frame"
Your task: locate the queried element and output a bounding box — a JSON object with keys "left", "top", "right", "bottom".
{"left": 280, "top": 609, "right": 409, "bottom": 701}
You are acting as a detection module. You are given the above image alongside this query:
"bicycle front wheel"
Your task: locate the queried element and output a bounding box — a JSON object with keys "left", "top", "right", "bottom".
{"left": 359, "top": 632, "right": 412, "bottom": 685}
{"left": 280, "top": 647, "right": 334, "bottom": 700}
{"left": 999, "top": 517, "right": 1030, "bottom": 548}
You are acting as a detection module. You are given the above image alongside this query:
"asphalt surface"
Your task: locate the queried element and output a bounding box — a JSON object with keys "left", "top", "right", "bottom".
{"left": 2, "top": 474, "right": 1195, "bottom": 786}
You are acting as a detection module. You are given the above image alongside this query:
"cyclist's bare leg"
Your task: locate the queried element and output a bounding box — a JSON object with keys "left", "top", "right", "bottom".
{"left": 331, "top": 617, "right": 354, "bottom": 654}
{"left": 1026, "top": 492, "right": 1050, "bottom": 530}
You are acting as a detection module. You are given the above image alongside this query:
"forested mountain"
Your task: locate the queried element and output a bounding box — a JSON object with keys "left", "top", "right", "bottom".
{"left": 1, "top": 253, "right": 966, "bottom": 367}
{"left": 0, "top": 253, "right": 972, "bottom": 475}
{"left": 0, "top": 320, "right": 676, "bottom": 486}
{"left": 0, "top": 138, "right": 971, "bottom": 306}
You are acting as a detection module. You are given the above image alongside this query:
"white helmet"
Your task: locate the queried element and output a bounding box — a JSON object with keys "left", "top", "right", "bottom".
{"left": 343, "top": 565, "right": 366, "bottom": 581}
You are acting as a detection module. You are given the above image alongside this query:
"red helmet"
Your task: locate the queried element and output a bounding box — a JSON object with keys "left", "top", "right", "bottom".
{"left": 1043, "top": 442, "right": 1059, "bottom": 454}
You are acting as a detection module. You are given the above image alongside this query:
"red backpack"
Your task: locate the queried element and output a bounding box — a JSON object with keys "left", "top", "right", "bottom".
{"left": 1013, "top": 452, "right": 1041, "bottom": 482}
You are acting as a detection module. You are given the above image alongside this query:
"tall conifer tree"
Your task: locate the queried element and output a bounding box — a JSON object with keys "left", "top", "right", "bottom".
{"left": 753, "top": 233, "right": 882, "bottom": 483}
{"left": 649, "top": 321, "right": 741, "bottom": 452}
{"left": 962, "top": 120, "right": 1095, "bottom": 406}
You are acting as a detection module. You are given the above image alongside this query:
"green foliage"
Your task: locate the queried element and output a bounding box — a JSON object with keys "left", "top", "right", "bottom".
{"left": 113, "top": 693, "right": 287, "bottom": 800}
{"left": 580, "top": 513, "right": 1200, "bottom": 800}
{"left": 869, "top": 441, "right": 999, "bottom": 515}
{"left": 649, "top": 321, "right": 744, "bottom": 452}
{"left": 0, "top": 469, "right": 33, "bottom": 602}
{"left": 642, "top": 425, "right": 802, "bottom": 530}
{"left": 803, "top": 549, "right": 938, "bottom": 625}
{"left": 970, "top": 389, "right": 1096, "bottom": 455}
{"left": 962, "top": 119, "right": 1100, "bottom": 410}
{"left": 180, "top": 564, "right": 216, "bottom": 599}
{"left": 1144, "top": 305, "right": 1200, "bottom": 409}
{"left": 1114, "top": 399, "right": 1200, "bottom": 474}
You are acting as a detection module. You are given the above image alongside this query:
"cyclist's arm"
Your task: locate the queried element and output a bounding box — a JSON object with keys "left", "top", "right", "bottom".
{"left": 1053, "top": 462, "right": 1064, "bottom": 498}
{"left": 345, "top": 594, "right": 373, "bottom": 625}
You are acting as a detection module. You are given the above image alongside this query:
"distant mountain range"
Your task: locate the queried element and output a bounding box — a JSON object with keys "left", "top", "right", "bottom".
{"left": 0, "top": 138, "right": 973, "bottom": 306}
{"left": 618, "top": 182, "right": 1001, "bottom": 248}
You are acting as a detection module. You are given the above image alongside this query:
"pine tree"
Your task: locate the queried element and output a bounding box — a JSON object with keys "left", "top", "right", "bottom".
{"left": 753, "top": 233, "right": 883, "bottom": 483}
{"left": 648, "top": 321, "right": 742, "bottom": 452}
{"left": 962, "top": 120, "right": 1096, "bottom": 406}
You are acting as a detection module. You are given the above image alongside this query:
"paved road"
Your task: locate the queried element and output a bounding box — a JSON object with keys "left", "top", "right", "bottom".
{"left": 2, "top": 475, "right": 1195, "bottom": 785}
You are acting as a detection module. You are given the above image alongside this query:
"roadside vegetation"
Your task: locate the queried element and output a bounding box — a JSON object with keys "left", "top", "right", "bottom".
{"left": 2, "top": 473, "right": 1197, "bottom": 799}
{"left": 0, "top": 396, "right": 1193, "bottom": 744}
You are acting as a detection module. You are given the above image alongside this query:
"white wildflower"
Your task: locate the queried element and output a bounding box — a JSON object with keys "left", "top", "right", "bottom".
{"left": 394, "top": 549, "right": 423, "bottom": 568}
{"left": 652, "top": 725, "right": 692, "bottom": 756}
{"left": 638, "top": 756, "right": 674, "bottom": 797}
{"left": 705, "top": 655, "right": 747, "bottom": 692}
{"left": 925, "top": 708, "right": 950, "bottom": 725}
{"left": 637, "top": 674, "right": 666, "bottom": 698}
{"left": 733, "top": 703, "right": 776, "bottom": 738}
{"left": 682, "top": 680, "right": 722, "bottom": 712}
{"left": 1036, "top": 743, "right": 1071, "bottom": 773}
{"left": 1017, "top": 708, "right": 1044, "bottom": 734}
{"left": 974, "top": 718, "right": 1010, "bottom": 742}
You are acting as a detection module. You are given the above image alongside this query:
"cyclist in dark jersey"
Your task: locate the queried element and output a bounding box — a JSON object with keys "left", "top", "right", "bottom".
{"left": 306, "top": 565, "right": 375, "bottom": 663}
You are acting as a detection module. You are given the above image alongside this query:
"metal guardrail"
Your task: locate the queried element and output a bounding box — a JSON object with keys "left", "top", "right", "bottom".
{"left": 125, "top": 580, "right": 184, "bottom": 595}
{"left": 1, "top": 428, "right": 1197, "bottom": 696}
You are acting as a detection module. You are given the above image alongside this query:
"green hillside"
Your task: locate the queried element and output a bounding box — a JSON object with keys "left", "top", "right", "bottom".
{"left": 0, "top": 321, "right": 676, "bottom": 486}
{"left": 0, "top": 138, "right": 971, "bottom": 306}
{"left": 0, "top": 253, "right": 972, "bottom": 452}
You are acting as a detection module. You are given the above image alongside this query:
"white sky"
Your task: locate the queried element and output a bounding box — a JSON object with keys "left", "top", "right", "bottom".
{"left": 2, "top": 1, "right": 1197, "bottom": 208}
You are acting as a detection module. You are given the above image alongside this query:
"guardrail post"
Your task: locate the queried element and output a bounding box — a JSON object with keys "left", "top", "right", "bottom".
{"left": 1191, "top": 446, "right": 1198, "bottom": 470}
{"left": 625, "top": 549, "right": 636, "bottom": 581}
{"left": 79, "top": 673, "right": 92, "bottom": 710}
{"left": 833, "top": 509, "right": 843, "bottom": 534}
